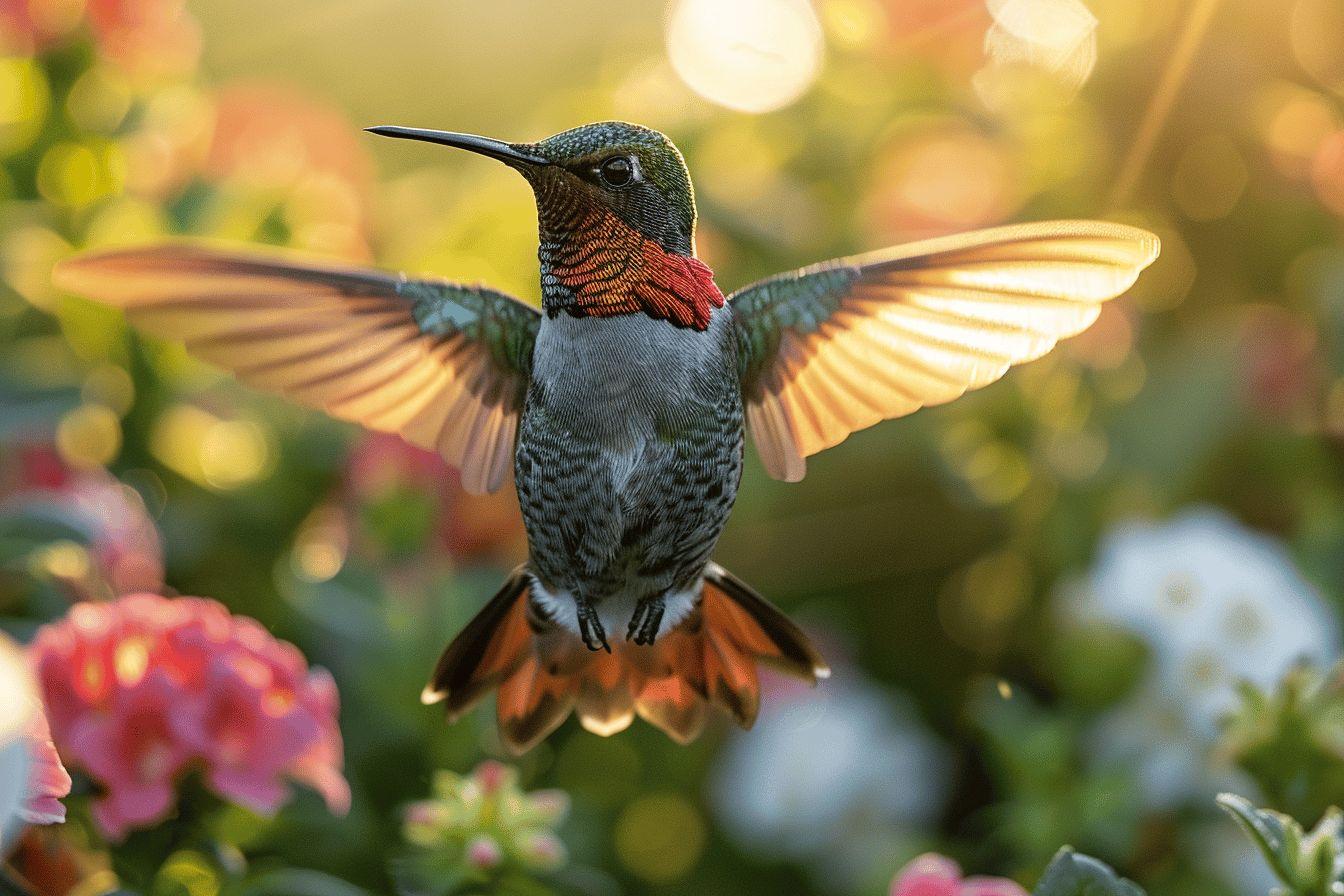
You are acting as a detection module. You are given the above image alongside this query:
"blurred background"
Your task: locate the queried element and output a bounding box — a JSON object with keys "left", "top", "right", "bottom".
{"left": 4, "top": 0, "right": 1344, "bottom": 893}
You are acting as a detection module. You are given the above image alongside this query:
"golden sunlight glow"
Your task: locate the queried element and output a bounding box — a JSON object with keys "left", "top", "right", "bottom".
{"left": 1312, "top": 132, "right": 1344, "bottom": 217}
{"left": 615, "top": 794, "right": 706, "bottom": 884}
{"left": 199, "top": 419, "right": 271, "bottom": 489}
{"left": 292, "top": 504, "right": 349, "bottom": 584}
{"left": 114, "top": 637, "right": 151, "bottom": 687}
{"left": 56, "top": 402, "right": 122, "bottom": 469}
{"left": 66, "top": 67, "right": 132, "bottom": 134}
{"left": 1291, "top": 0, "right": 1344, "bottom": 96}
{"left": 665, "top": 0, "right": 824, "bottom": 114}
{"left": 820, "top": 0, "right": 885, "bottom": 51}
{"left": 0, "top": 56, "right": 49, "bottom": 156}
{"left": 975, "top": 0, "right": 1098, "bottom": 112}
{"left": 1255, "top": 83, "right": 1339, "bottom": 179}
{"left": 35, "top": 541, "right": 91, "bottom": 581}
{"left": 1172, "top": 134, "right": 1248, "bottom": 222}
{"left": 83, "top": 363, "right": 136, "bottom": 416}
{"left": 151, "top": 404, "right": 273, "bottom": 490}
{"left": 866, "top": 125, "right": 1016, "bottom": 239}
{"left": 0, "top": 637, "right": 35, "bottom": 747}
{"left": 36, "top": 140, "right": 124, "bottom": 208}
{"left": 1, "top": 226, "right": 70, "bottom": 310}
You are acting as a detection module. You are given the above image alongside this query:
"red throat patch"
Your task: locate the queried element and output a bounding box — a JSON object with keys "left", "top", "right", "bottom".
{"left": 547, "top": 204, "right": 724, "bottom": 330}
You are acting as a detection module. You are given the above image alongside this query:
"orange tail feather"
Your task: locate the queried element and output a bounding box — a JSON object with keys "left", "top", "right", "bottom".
{"left": 423, "top": 563, "right": 829, "bottom": 753}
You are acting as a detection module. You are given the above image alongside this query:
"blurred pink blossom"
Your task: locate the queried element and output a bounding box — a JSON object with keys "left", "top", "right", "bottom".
{"left": 465, "top": 835, "right": 504, "bottom": 871}
{"left": 891, "top": 854, "right": 1028, "bottom": 896}
{"left": 85, "top": 0, "right": 201, "bottom": 80}
{"left": 1237, "top": 305, "right": 1322, "bottom": 419}
{"left": 2, "top": 445, "right": 163, "bottom": 597}
{"left": 29, "top": 593, "right": 349, "bottom": 840}
{"left": 0, "top": 0, "right": 199, "bottom": 76}
{"left": 344, "top": 433, "right": 526, "bottom": 566}
{"left": 0, "top": 0, "right": 79, "bottom": 53}
{"left": 21, "top": 702, "right": 71, "bottom": 826}
{"left": 63, "top": 473, "right": 165, "bottom": 596}
{"left": 881, "top": 0, "right": 990, "bottom": 78}
{"left": 205, "top": 82, "right": 376, "bottom": 259}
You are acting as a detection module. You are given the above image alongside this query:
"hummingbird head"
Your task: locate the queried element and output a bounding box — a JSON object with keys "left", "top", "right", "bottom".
{"left": 527, "top": 121, "right": 697, "bottom": 256}
{"left": 368, "top": 121, "right": 723, "bottom": 329}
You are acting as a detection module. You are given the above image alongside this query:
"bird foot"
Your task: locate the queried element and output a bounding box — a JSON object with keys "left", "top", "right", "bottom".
{"left": 627, "top": 597, "right": 664, "bottom": 646}
{"left": 577, "top": 601, "right": 610, "bottom": 653}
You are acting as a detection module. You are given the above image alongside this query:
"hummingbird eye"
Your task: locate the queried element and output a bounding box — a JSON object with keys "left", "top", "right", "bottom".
{"left": 597, "top": 156, "right": 635, "bottom": 188}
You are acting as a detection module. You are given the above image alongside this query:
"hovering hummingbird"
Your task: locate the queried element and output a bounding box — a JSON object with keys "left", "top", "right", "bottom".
{"left": 56, "top": 121, "right": 1159, "bottom": 753}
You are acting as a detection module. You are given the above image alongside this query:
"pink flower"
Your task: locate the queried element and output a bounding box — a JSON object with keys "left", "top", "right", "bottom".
{"left": 891, "top": 854, "right": 1029, "bottom": 896}
{"left": 465, "top": 835, "right": 504, "bottom": 871}
{"left": 63, "top": 473, "right": 165, "bottom": 596}
{"left": 1, "top": 447, "right": 164, "bottom": 597}
{"left": 29, "top": 593, "right": 350, "bottom": 840}
{"left": 21, "top": 702, "right": 71, "bottom": 826}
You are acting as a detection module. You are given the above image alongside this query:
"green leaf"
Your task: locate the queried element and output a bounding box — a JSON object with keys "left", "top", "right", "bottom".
{"left": 1219, "top": 663, "right": 1344, "bottom": 822}
{"left": 238, "top": 870, "right": 374, "bottom": 896}
{"left": 1216, "top": 793, "right": 1307, "bottom": 887}
{"left": 1217, "top": 793, "right": 1344, "bottom": 893}
{"left": 1033, "top": 847, "right": 1145, "bottom": 896}
{"left": 1301, "top": 807, "right": 1344, "bottom": 888}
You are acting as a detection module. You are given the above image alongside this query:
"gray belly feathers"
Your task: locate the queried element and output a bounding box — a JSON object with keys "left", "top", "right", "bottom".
{"left": 514, "top": 308, "right": 744, "bottom": 637}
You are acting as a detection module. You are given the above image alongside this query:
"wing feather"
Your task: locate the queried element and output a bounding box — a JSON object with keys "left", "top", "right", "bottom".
{"left": 54, "top": 243, "right": 540, "bottom": 494}
{"left": 731, "top": 220, "right": 1160, "bottom": 479}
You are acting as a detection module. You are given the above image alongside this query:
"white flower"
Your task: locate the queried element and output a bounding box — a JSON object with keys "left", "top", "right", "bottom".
{"left": 0, "top": 634, "right": 37, "bottom": 854}
{"left": 1068, "top": 507, "right": 1339, "bottom": 806}
{"left": 711, "top": 670, "right": 949, "bottom": 885}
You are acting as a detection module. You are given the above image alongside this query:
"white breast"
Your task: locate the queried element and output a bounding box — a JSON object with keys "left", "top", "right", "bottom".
{"left": 530, "top": 307, "right": 737, "bottom": 446}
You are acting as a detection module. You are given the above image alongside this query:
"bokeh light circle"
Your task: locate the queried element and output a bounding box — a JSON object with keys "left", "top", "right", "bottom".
{"left": 1291, "top": 0, "right": 1344, "bottom": 96}
{"left": 665, "top": 0, "right": 824, "bottom": 114}
{"left": 614, "top": 793, "right": 706, "bottom": 883}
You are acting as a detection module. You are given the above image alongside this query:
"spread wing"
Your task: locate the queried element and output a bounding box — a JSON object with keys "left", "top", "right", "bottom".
{"left": 730, "top": 220, "right": 1161, "bottom": 481}
{"left": 54, "top": 244, "right": 541, "bottom": 494}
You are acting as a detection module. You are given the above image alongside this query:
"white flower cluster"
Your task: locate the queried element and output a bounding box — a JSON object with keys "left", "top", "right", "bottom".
{"left": 1068, "top": 507, "right": 1339, "bottom": 805}
{"left": 711, "top": 671, "right": 949, "bottom": 889}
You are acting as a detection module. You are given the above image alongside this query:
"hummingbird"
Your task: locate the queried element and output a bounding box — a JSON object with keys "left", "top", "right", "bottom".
{"left": 55, "top": 121, "right": 1159, "bottom": 753}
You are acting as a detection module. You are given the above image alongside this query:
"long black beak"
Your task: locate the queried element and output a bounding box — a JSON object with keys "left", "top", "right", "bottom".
{"left": 364, "top": 126, "right": 548, "bottom": 168}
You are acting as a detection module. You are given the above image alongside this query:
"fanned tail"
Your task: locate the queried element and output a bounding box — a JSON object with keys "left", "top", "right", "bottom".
{"left": 422, "top": 563, "right": 828, "bottom": 753}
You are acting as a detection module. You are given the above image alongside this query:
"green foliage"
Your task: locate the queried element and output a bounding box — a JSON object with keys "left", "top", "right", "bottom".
{"left": 1033, "top": 848, "right": 1146, "bottom": 896}
{"left": 1216, "top": 794, "right": 1344, "bottom": 896}
{"left": 972, "top": 682, "right": 1143, "bottom": 868}
{"left": 1220, "top": 664, "right": 1344, "bottom": 822}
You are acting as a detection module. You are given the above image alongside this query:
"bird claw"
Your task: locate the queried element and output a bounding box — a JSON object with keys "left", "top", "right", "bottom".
{"left": 626, "top": 597, "right": 664, "bottom": 646}
{"left": 577, "top": 601, "right": 610, "bottom": 653}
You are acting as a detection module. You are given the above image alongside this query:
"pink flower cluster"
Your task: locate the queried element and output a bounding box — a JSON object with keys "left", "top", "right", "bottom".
{"left": 891, "top": 854, "right": 1029, "bottom": 896}
{"left": 2, "top": 445, "right": 164, "bottom": 597}
{"left": 0, "top": 0, "right": 200, "bottom": 77}
{"left": 29, "top": 593, "right": 350, "bottom": 840}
